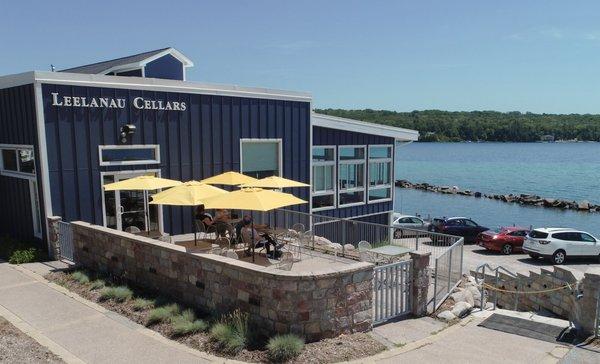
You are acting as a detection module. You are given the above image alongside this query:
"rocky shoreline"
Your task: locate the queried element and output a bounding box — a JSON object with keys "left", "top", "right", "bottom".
{"left": 395, "top": 179, "right": 599, "bottom": 213}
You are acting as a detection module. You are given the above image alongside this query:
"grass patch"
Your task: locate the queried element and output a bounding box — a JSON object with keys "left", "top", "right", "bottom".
{"left": 146, "top": 304, "right": 180, "bottom": 326}
{"left": 267, "top": 334, "right": 305, "bottom": 362}
{"left": 89, "top": 279, "right": 105, "bottom": 290}
{"left": 132, "top": 298, "right": 155, "bottom": 311}
{"left": 71, "top": 271, "right": 90, "bottom": 284}
{"left": 209, "top": 310, "right": 249, "bottom": 354}
{"left": 171, "top": 310, "right": 208, "bottom": 336}
{"left": 99, "top": 286, "right": 133, "bottom": 302}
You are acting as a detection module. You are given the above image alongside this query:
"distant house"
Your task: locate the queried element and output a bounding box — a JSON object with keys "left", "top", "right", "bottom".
{"left": 540, "top": 134, "right": 555, "bottom": 142}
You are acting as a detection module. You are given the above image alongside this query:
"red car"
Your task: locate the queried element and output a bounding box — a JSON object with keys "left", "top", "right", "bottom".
{"left": 477, "top": 226, "right": 530, "bottom": 255}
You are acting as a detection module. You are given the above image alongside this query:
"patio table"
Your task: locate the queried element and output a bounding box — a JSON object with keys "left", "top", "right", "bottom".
{"left": 367, "top": 245, "right": 413, "bottom": 263}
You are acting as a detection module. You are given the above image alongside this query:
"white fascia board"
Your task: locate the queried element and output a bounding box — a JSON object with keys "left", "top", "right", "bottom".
{"left": 140, "top": 48, "right": 194, "bottom": 68}
{"left": 312, "top": 113, "right": 419, "bottom": 141}
{"left": 30, "top": 71, "right": 312, "bottom": 102}
{"left": 0, "top": 71, "right": 36, "bottom": 89}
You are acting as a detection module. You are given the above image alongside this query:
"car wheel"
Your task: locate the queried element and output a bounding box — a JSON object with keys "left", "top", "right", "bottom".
{"left": 501, "top": 244, "right": 513, "bottom": 255}
{"left": 552, "top": 250, "right": 566, "bottom": 265}
{"left": 528, "top": 253, "right": 540, "bottom": 259}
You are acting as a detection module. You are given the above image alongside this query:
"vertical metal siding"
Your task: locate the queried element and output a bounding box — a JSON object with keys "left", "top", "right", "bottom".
{"left": 0, "top": 84, "right": 45, "bottom": 242}
{"left": 42, "top": 84, "right": 310, "bottom": 235}
{"left": 145, "top": 54, "right": 184, "bottom": 81}
{"left": 312, "top": 125, "right": 394, "bottom": 219}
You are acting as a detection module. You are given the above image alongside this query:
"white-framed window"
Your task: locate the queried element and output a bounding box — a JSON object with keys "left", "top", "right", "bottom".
{"left": 240, "top": 139, "right": 282, "bottom": 179}
{"left": 368, "top": 145, "right": 393, "bottom": 203}
{"left": 99, "top": 145, "right": 160, "bottom": 166}
{"left": 0, "top": 144, "right": 36, "bottom": 178}
{"left": 312, "top": 146, "right": 336, "bottom": 211}
{"left": 338, "top": 145, "right": 366, "bottom": 207}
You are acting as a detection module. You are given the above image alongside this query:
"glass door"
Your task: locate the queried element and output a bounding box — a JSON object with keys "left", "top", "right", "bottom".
{"left": 102, "top": 172, "right": 161, "bottom": 232}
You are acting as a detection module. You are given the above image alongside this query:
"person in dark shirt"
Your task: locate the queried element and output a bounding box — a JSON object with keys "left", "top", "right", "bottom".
{"left": 194, "top": 205, "right": 213, "bottom": 230}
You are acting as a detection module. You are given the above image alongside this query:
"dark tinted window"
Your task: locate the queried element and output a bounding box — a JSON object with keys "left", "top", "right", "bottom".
{"left": 553, "top": 232, "right": 577, "bottom": 241}
{"left": 579, "top": 233, "right": 596, "bottom": 243}
{"left": 464, "top": 220, "right": 478, "bottom": 227}
{"left": 509, "top": 230, "right": 528, "bottom": 237}
{"left": 2, "top": 149, "right": 17, "bottom": 171}
{"left": 410, "top": 217, "right": 423, "bottom": 224}
{"left": 529, "top": 230, "right": 549, "bottom": 239}
{"left": 102, "top": 148, "right": 157, "bottom": 163}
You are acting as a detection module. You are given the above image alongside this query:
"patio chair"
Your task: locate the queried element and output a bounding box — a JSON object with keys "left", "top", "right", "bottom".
{"left": 195, "top": 220, "right": 216, "bottom": 240}
{"left": 211, "top": 247, "right": 222, "bottom": 255}
{"left": 125, "top": 226, "right": 141, "bottom": 234}
{"left": 214, "top": 221, "right": 235, "bottom": 240}
{"left": 225, "top": 250, "right": 239, "bottom": 260}
{"left": 157, "top": 234, "right": 172, "bottom": 244}
{"left": 291, "top": 223, "right": 305, "bottom": 234}
{"left": 277, "top": 252, "right": 294, "bottom": 271}
{"left": 215, "top": 236, "right": 231, "bottom": 250}
{"left": 357, "top": 241, "right": 376, "bottom": 263}
{"left": 299, "top": 229, "right": 314, "bottom": 255}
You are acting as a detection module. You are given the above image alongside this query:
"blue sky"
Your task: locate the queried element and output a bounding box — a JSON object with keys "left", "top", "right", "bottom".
{"left": 2, "top": 0, "right": 600, "bottom": 113}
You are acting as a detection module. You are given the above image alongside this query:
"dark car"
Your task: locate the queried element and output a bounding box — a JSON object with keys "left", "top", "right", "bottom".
{"left": 429, "top": 217, "right": 489, "bottom": 243}
{"left": 476, "top": 226, "right": 530, "bottom": 255}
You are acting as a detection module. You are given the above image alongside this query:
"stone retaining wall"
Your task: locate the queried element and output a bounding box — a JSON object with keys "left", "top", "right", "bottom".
{"left": 70, "top": 221, "right": 374, "bottom": 341}
{"left": 472, "top": 266, "right": 600, "bottom": 336}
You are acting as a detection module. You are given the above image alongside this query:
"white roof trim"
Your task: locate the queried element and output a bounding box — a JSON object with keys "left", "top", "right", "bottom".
{"left": 312, "top": 113, "right": 419, "bottom": 141}
{"left": 0, "top": 71, "right": 311, "bottom": 102}
{"left": 101, "top": 48, "right": 194, "bottom": 76}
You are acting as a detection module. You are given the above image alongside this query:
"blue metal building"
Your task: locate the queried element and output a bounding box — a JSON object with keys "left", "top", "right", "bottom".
{"left": 0, "top": 48, "right": 418, "bottom": 247}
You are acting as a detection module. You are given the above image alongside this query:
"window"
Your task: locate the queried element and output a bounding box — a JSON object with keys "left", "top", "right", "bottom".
{"left": 312, "top": 146, "right": 336, "bottom": 210}
{"left": 464, "top": 219, "right": 478, "bottom": 227}
{"left": 0, "top": 145, "right": 36, "bottom": 177}
{"left": 338, "top": 146, "right": 366, "bottom": 206}
{"left": 99, "top": 145, "right": 160, "bottom": 166}
{"left": 368, "top": 145, "right": 392, "bottom": 203}
{"left": 579, "top": 233, "right": 596, "bottom": 243}
{"left": 240, "top": 139, "right": 281, "bottom": 179}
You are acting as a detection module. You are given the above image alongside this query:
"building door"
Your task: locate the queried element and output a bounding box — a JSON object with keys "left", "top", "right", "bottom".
{"left": 101, "top": 171, "right": 162, "bottom": 232}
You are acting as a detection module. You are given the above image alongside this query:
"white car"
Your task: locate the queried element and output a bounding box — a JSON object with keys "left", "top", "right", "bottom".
{"left": 392, "top": 213, "right": 430, "bottom": 238}
{"left": 522, "top": 228, "right": 600, "bottom": 265}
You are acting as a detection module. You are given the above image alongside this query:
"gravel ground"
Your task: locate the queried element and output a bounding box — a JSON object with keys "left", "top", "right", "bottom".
{"left": 47, "top": 271, "right": 386, "bottom": 363}
{"left": 0, "top": 317, "right": 63, "bottom": 363}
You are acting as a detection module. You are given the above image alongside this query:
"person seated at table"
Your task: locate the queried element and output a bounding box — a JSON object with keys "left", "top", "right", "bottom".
{"left": 240, "top": 216, "right": 280, "bottom": 258}
{"left": 214, "top": 209, "right": 231, "bottom": 222}
{"left": 194, "top": 205, "right": 213, "bottom": 230}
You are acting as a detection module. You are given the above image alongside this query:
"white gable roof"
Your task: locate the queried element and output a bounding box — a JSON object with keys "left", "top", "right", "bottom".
{"left": 312, "top": 113, "right": 419, "bottom": 141}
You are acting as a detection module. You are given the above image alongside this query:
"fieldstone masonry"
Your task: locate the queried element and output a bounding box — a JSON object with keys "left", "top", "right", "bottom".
{"left": 472, "top": 266, "right": 600, "bottom": 337}
{"left": 410, "top": 251, "right": 431, "bottom": 316}
{"left": 70, "top": 221, "right": 374, "bottom": 341}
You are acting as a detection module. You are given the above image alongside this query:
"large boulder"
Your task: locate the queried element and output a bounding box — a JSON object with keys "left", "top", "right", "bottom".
{"left": 578, "top": 200, "right": 591, "bottom": 210}
{"left": 450, "top": 288, "right": 475, "bottom": 307}
{"left": 451, "top": 301, "right": 473, "bottom": 318}
{"left": 437, "top": 310, "right": 457, "bottom": 322}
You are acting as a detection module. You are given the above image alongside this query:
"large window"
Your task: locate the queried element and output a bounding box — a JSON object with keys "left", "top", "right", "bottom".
{"left": 99, "top": 145, "right": 160, "bottom": 166}
{"left": 240, "top": 139, "right": 282, "bottom": 179}
{"left": 0, "top": 145, "right": 36, "bottom": 177}
{"left": 338, "top": 146, "right": 366, "bottom": 206}
{"left": 312, "top": 146, "right": 336, "bottom": 210}
{"left": 368, "top": 145, "right": 393, "bottom": 203}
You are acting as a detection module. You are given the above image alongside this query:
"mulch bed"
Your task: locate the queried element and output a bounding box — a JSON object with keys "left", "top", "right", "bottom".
{"left": 0, "top": 317, "right": 64, "bottom": 363}
{"left": 46, "top": 271, "right": 386, "bottom": 363}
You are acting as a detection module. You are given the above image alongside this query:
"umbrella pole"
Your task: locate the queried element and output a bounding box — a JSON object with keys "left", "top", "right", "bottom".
{"left": 193, "top": 208, "right": 197, "bottom": 246}
{"left": 144, "top": 190, "right": 150, "bottom": 232}
{"left": 251, "top": 214, "right": 255, "bottom": 263}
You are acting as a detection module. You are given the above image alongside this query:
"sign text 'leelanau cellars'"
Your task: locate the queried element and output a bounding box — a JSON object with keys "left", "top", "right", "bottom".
{"left": 50, "top": 93, "right": 187, "bottom": 111}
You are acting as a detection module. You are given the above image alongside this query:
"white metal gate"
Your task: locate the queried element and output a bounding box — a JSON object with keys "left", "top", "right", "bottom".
{"left": 373, "top": 260, "right": 412, "bottom": 324}
{"left": 57, "top": 221, "right": 74, "bottom": 262}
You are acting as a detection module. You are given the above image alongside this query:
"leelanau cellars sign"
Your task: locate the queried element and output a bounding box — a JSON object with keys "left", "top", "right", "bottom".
{"left": 50, "top": 92, "right": 187, "bottom": 111}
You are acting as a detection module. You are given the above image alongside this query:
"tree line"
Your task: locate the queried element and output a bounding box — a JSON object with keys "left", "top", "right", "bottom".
{"left": 314, "top": 109, "right": 600, "bottom": 142}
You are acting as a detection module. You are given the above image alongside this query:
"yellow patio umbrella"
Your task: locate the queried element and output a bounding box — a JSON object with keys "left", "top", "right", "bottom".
{"left": 241, "top": 176, "right": 310, "bottom": 189}
{"left": 103, "top": 175, "right": 182, "bottom": 232}
{"left": 200, "top": 171, "right": 259, "bottom": 186}
{"left": 149, "top": 181, "right": 227, "bottom": 244}
{"left": 202, "top": 187, "right": 307, "bottom": 261}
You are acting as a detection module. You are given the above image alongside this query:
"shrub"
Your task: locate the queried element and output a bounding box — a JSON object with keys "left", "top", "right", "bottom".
{"left": 8, "top": 248, "right": 37, "bottom": 264}
{"left": 132, "top": 298, "right": 155, "bottom": 311}
{"left": 99, "top": 286, "right": 133, "bottom": 302}
{"left": 171, "top": 311, "right": 208, "bottom": 337}
{"left": 267, "top": 334, "right": 305, "bottom": 362}
{"left": 209, "top": 310, "right": 249, "bottom": 354}
{"left": 146, "top": 304, "right": 180, "bottom": 326}
{"left": 71, "top": 271, "right": 90, "bottom": 284}
{"left": 89, "top": 279, "right": 105, "bottom": 290}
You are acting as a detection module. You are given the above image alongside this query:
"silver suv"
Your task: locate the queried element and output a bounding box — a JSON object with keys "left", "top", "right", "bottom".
{"left": 523, "top": 228, "right": 600, "bottom": 265}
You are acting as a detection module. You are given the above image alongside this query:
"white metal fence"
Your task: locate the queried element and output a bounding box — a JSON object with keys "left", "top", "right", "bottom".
{"left": 57, "top": 221, "right": 74, "bottom": 262}
{"left": 373, "top": 260, "right": 412, "bottom": 324}
{"left": 429, "top": 238, "right": 464, "bottom": 312}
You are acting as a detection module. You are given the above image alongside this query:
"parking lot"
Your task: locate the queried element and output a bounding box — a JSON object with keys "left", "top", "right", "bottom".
{"left": 462, "top": 244, "right": 600, "bottom": 275}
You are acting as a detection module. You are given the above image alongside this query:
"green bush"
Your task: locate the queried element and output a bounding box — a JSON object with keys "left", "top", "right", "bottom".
{"left": 146, "top": 304, "right": 180, "bottom": 326}
{"left": 71, "top": 271, "right": 90, "bottom": 284}
{"left": 132, "top": 298, "right": 155, "bottom": 311}
{"left": 99, "top": 286, "right": 133, "bottom": 302}
{"left": 89, "top": 279, "right": 105, "bottom": 290}
{"left": 8, "top": 248, "right": 37, "bottom": 264}
{"left": 267, "top": 334, "right": 305, "bottom": 362}
{"left": 209, "top": 310, "right": 249, "bottom": 354}
{"left": 171, "top": 310, "right": 208, "bottom": 336}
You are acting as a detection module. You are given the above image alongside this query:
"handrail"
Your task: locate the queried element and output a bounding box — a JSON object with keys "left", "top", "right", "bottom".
{"left": 474, "top": 263, "right": 519, "bottom": 311}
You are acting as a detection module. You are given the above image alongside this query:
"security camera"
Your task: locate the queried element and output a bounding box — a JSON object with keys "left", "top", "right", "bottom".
{"left": 121, "top": 124, "right": 136, "bottom": 134}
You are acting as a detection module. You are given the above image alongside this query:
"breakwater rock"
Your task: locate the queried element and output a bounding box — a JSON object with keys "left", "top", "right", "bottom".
{"left": 395, "top": 179, "right": 599, "bottom": 213}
